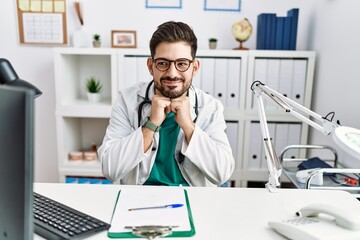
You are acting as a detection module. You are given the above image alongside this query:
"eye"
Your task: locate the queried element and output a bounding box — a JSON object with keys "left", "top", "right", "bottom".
{"left": 157, "top": 60, "right": 169, "bottom": 67}
{"left": 176, "top": 60, "right": 189, "bottom": 67}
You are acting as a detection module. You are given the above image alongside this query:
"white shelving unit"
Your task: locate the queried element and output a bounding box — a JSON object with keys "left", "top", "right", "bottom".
{"left": 54, "top": 48, "right": 315, "bottom": 185}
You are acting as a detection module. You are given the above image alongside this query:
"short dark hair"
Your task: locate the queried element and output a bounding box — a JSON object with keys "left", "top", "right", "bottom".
{"left": 149, "top": 21, "right": 197, "bottom": 59}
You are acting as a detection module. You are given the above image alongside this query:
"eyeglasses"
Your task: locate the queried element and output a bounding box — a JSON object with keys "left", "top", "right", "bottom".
{"left": 152, "top": 58, "right": 194, "bottom": 72}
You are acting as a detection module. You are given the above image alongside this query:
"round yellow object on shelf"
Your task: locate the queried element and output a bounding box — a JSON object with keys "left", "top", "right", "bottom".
{"left": 231, "top": 18, "right": 253, "bottom": 50}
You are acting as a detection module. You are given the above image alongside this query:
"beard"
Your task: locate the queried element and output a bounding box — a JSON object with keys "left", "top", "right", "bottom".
{"left": 154, "top": 76, "right": 192, "bottom": 98}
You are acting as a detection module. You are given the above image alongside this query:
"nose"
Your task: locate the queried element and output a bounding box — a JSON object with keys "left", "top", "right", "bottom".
{"left": 166, "top": 62, "right": 179, "bottom": 76}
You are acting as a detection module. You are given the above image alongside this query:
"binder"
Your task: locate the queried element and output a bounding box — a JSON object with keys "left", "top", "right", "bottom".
{"left": 226, "top": 58, "right": 241, "bottom": 108}
{"left": 108, "top": 187, "right": 195, "bottom": 238}
{"left": 256, "top": 13, "right": 267, "bottom": 49}
{"left": 291, "top": 59, "right": 307, "bottom": 105}
{"left": 247, "top": 122, "right": 262, "bottom": 170}
{"left": 214, "top": 58, "right": 228, "bottom": 106}
{"left": 287, "top": 123, "right": 301, "bottom": 159}
{"left": 287, "top": 8, "right": 299, "bottom": 50}
{"left": 253, "top": 58, "right": 268, "bottom": 109}
{"left": 266, "top": 59, "right": 281, "bottom": 110}
{"left": 282, "top": 17, "right": 292, "bottom": 50}
{"left": 278, "top": 59, "right": 294, "bottom": 99}
{"left": 275, "top": 17, "right": 285, "bottom": 50}
{"left": 137, "top": 57, "right": 151, "bottom": 83}
{"left": 201, "top": 58, "right": 215, "bottom": 96}
{"left": 122, "top": 56, "right": 137, "bottom": 89}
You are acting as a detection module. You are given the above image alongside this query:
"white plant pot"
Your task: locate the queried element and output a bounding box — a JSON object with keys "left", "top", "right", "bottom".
{"left": 87, "top": 92, "right": 101, "bottom": 102}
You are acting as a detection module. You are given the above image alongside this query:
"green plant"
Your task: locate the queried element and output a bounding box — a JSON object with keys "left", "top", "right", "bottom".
{"left": 93, "top": 34, "right": 101, "bottom": 41}
{"left": 209, "top": 38, "right": 217, "bottom": 42}
{"left": 86, "top": 77, "right": 102, "bottom": 93}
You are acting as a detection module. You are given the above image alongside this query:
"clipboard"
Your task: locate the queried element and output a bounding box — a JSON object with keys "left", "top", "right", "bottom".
{"left": 108, "top": 187, "right": 195, "bottom": 238}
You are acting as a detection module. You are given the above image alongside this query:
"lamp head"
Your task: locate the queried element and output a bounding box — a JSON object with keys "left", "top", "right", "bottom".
{"left": 0, "top": 58, "right": 42, "bottom": 98}
{"left": 332, "top": 126, "right": 360, "bottom": 160}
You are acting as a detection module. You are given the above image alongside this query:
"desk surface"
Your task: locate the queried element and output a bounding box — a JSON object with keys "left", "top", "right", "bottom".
{"left": 34, "top": 183, "right": 360, "bottom": 240}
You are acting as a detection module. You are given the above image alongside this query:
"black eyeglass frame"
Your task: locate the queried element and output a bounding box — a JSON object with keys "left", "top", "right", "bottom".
{"left": 152, "top": 58, "right": 194, "bottom": 72}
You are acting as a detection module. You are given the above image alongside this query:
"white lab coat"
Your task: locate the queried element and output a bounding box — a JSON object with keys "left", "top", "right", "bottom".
{"left": 98, "top": 81, "right": 235, "bottom": 186}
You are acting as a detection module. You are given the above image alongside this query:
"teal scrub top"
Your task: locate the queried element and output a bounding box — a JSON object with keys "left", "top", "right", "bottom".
{"left": 144, "top": 112, "right": 189, "bottom": 186}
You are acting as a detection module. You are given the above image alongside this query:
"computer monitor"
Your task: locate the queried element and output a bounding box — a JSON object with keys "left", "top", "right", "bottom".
{"left": 0, "top": 85, "right": 35, "bottom": 240}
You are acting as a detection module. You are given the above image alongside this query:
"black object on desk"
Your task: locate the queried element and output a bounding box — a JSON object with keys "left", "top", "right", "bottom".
{"left": 34, "top": 192, "right": 111, "bottom": 240}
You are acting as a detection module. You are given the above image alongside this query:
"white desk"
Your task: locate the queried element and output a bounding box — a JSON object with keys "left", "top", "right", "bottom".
{"left": 34, "top": 183, "right": 360, "bottom": 239}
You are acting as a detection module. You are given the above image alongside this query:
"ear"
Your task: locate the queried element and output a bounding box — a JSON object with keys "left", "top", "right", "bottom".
{"left": 147, "top": 58, "right": 154, "bottom": 76}
{"left": 192, "top": 59, "right": 200, "bottom": 76}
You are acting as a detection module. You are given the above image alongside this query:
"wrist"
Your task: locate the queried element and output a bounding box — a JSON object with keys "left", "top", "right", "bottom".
{"left": 143, "top": 118, "right": 161, "bottom": 132}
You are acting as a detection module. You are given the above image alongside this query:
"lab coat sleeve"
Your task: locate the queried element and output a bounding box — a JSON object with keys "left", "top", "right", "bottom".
{"left": 97, "top": 93, "right": 155, "bottom": 183}
{"left": 181, "top": 102, "right": 235, "bottom": 185}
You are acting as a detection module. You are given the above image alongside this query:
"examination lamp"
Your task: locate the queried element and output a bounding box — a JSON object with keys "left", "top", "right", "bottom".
{"left": 0, "top": 58, "right": 42, "bottom": 98}
{"left": 251, "top": 81, "right": 360, "bottom": 192}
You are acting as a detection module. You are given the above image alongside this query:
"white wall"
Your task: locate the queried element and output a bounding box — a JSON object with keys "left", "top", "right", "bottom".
{"left": 1, "top": 0, "right": 359, "bottom": 183}
{"left": 308, "top": 0, "right": 360, "bottom": 168}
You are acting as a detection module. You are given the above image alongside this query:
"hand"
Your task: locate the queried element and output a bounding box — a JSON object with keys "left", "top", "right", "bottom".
{"left": 170, "top": 96, "right": 194, "bottom": 131}
{"left": 149, "top": 95, "right": 171, "bottom": 126}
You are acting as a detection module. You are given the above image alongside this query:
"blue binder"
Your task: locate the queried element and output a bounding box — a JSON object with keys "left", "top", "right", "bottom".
{"left": 287, "top": 8, "right": 299, "bottom": 50}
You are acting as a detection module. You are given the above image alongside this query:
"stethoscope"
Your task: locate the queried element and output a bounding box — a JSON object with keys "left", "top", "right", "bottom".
{"left": 137, "top": 80, "right": 199, "bottom": 128}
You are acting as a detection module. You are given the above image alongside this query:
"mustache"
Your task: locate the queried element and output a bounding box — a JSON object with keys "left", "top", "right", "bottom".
{"left": 160, "top": 76, "right": 184, "bottom": 82}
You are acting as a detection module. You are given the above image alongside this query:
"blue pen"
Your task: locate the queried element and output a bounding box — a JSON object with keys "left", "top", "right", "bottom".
{"left": 128, "top": 204, "right": 184, "bottom": 211}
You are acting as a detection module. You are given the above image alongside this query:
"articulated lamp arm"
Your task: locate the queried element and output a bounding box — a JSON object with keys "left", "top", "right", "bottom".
{"left": 250, "top": 81, "right": 341, "bottom": 192}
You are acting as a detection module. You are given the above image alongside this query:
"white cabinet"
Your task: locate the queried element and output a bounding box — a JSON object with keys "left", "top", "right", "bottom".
{"left": 54, "top": 48, "right": 315, "bottom": 186}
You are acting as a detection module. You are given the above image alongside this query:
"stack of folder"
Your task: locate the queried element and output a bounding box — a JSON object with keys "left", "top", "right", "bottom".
{"left": 256, "top": 8, "right": 299, "bottom": 50}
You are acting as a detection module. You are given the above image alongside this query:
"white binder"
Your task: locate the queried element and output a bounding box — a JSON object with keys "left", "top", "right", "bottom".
{"left": 253, "top": 58, "right": 268, "bottom": 109}
{"left": 266, "top": 59, "right": 281, "bottom": 110}
{"left": 247, "top": 122, "right": 262, "bottom": 170}
{"left": 214, "top": 58, "right": 228, "bottom": 106}
{"left": 292, "top": 59, "right": 307, "bottom": 105}
{"left": 278, "top": 59, "right": 294, "bottom": 100}
{"left": 201, "top": 58, "right": 215, "bottom": 96}
{"left": 274, "top": 122, "right": 289, "bottom": 155}
{"left": 122, "top": 57, "right": 137, "bottom": 90}
{"left": 137, "top": 57, "right": 151, "bottom": 83}
{"left": 227, "top": 58, "right": 241, "bottom": 108}
{"left": 286, "top": 123, "right": 302, "bottom": 159}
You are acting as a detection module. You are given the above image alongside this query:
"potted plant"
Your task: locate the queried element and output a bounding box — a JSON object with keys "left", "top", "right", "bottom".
{"left": 92, "top": 34, "right": 101, "bottom": 48}
{"left": 209, "top": 38, "right": 217, "bottom": 49}
{"left": 86, "top": 77, "right": 102, "bottom": 102}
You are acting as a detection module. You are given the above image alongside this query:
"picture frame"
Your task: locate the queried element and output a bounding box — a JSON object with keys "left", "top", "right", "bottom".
{"left": 204, "top": 0, "right": 241, "bottom": 12}
{"left": 111, "top": 30, "right": 137, "bottom": 48}
{"left": 145, "top": 0, "right": 182, "bottom": 9}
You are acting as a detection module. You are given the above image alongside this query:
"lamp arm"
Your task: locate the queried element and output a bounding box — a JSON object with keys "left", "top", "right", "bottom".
{"left": 251, "top": 81, "right": 340, "bottom": 191}
{"left": 251, "top": 81, "right": 339, "bottom": 135}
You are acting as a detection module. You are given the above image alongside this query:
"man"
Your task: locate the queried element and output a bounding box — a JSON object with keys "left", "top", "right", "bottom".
{"left": 98, "top": 21, "right": 235, "bottom": 186}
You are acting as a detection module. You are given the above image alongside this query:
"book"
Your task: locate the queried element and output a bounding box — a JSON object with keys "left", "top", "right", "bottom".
{"left": 268, "top": 14, "right": 277, "bottom": 50}
{"left": 265, "top": 14, "right": 276, "bottom": 49}
{"left": 256, "top": 13, "right": 268, "bottom": 49}
{"left": 282, "top": 16, "right": 292, "bottom": 50}
{"left": 287, "top": 8, "right": 299, "bottom": 50}
{"left": 275, "top": 17, "right": 285, "bottom": 50}
{"left": 108, "top": 187, "right": 195, "bottom": 238}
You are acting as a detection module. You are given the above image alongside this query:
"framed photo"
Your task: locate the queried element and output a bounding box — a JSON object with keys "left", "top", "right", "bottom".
{"left": 204, "top": 0, "right": 241, "bottom": 12}
{"left": 111, "top": 30, "right": 137, "bottom": 48}
{"left": 145, "top": 0, "right": 182, "bottom": 9}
